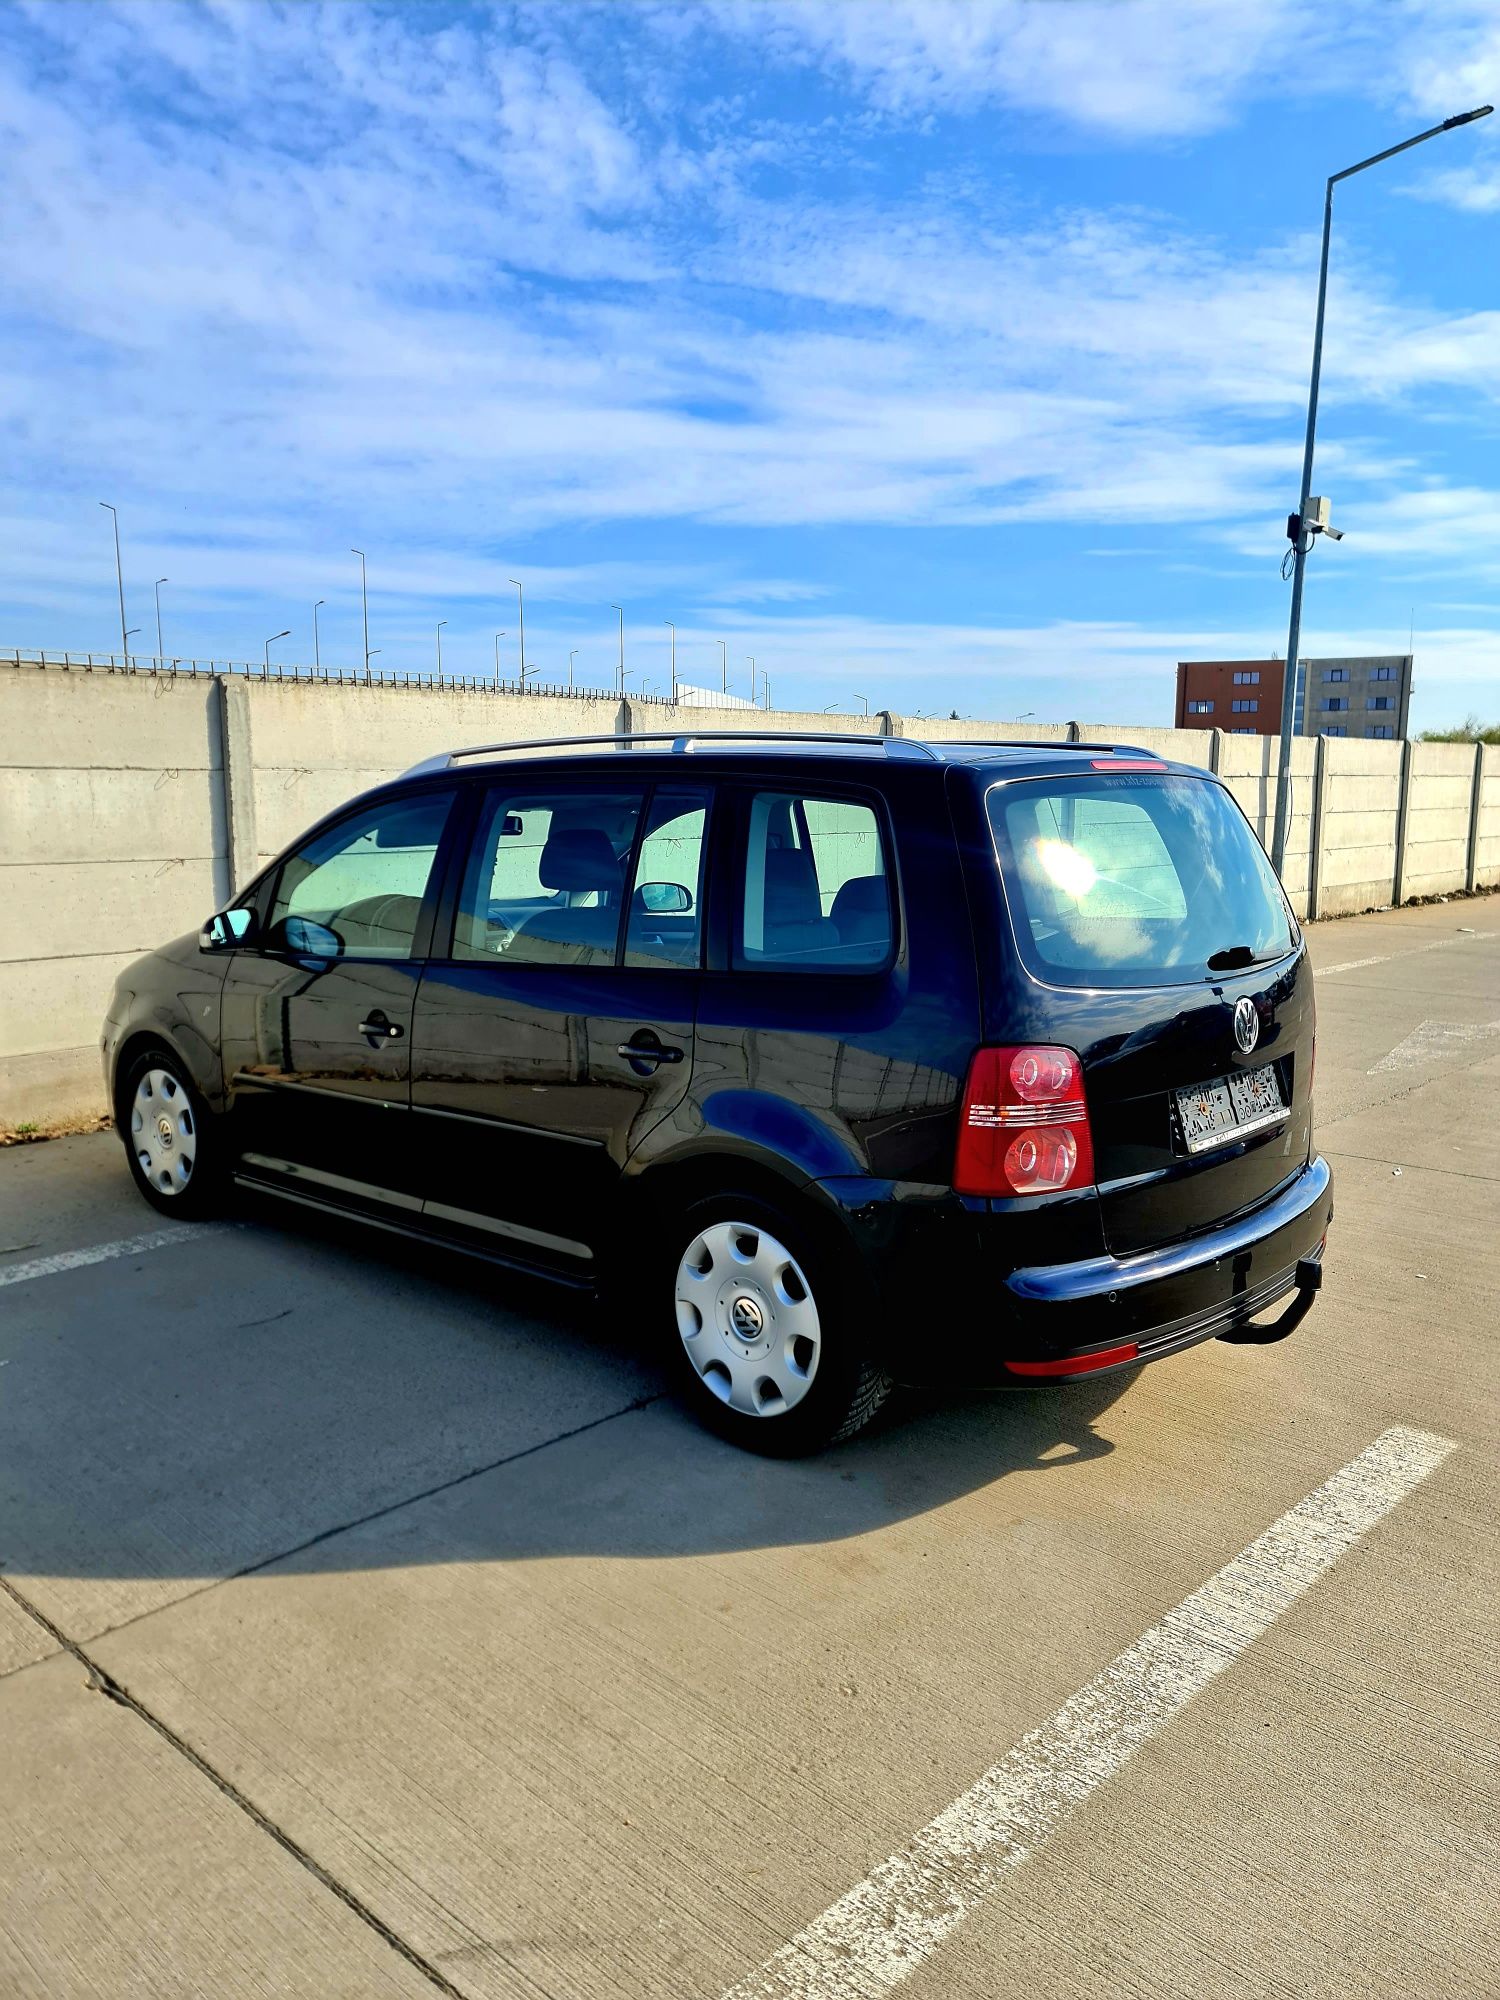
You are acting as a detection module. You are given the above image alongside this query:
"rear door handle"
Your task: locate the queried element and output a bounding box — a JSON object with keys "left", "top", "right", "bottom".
{"left": 617, "top": 1037, "right": 683, "bottom": 1067}
{"left": 359, "top": 1014, "right": 404, "bottom": 1041}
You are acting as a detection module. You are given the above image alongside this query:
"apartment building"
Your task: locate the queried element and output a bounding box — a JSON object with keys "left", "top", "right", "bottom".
{"left": 1175, "top": 655, "right": 1413, "bottom": 740}
{"left": 1292, "top": 655, "right": 1412, "bottom": 740}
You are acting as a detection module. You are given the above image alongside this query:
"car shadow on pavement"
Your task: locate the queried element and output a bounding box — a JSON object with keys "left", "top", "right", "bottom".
{"left": 2, "top": 1190, "right": 1135, "bottom": 1591}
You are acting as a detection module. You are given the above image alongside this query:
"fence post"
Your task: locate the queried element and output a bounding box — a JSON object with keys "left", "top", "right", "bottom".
{"left": 1307, "top": 734, "right": 1329, "bottom": 920}
{"left": 1392, "top": 737, "right": 1415, "bottom": 908}
{"left": 213, "top": 675, "right": 258, "bottom": 902}
{"left": 1465, "top": 740, "right": 1486, "bottom": 893}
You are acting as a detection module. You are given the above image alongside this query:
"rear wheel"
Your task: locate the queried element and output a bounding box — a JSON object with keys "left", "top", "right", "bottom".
{"left": 667, "top": 1194, "right": 892, "bottom": 1455}
{"left": 119, "top": 1047, "right": 222, "bottom": 1218}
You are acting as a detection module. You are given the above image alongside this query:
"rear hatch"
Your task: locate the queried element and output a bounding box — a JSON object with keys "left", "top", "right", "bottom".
{"left": 983, "top": 764, "right": 1313, "bottom": 1257}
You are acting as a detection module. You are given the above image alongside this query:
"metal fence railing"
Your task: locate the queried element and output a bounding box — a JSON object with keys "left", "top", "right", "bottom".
{"left": 1, "top": 646, "right": 684, "bottom": 701}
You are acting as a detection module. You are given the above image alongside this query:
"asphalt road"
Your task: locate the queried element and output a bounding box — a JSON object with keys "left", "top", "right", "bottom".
{"left": 2, "top": 898, "right": 1496, "bottom": 2000}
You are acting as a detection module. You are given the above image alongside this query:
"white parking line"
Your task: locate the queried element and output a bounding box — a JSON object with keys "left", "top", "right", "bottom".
{"left": 1319, "top": 930, "right": 1494, "bottom": 977}
{"left": 0, "top": 1224, "right": 223, "bottom": 1290}
{"left": 720, "top": 1425, "right": 1455, "bottom": 2000}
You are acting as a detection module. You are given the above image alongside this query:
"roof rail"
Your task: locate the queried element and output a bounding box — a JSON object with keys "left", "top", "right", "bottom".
{"left": 397, "top": 730, "right": 1167, "bottom": 781}
{"left": 398, "top": 729, "right": 934, "bottom": 778}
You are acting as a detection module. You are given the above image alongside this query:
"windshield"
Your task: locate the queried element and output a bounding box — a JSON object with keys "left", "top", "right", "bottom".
{"left": 987, "top": 772, "right": 1296, "bottom": 989}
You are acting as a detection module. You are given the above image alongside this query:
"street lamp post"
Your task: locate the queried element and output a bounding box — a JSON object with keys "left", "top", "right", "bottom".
{"left": 568, "top": 648, "right": 578, "bottom": 691}
{"left": 124, "top": 627, "right": 140, "bottom": 666}
{"left": 154, "top": 578, "right": 168, "bottom": 661}
{"left": 436, "top": 619, "right": 446, "bottom": 679}
{"left": 494, "top": 632, "right": 505, "bottom": 684}
{"left": 1269, "top": 103, "right": 1492, "bottom": 877}
{"left": 762, "top": 673, "right": 771, "bottom": 712}
{"left": 853, "top": 692, "right": 869, "bottom": 716}
{"left": 717, "top": 640, "right": 727, "bottom": 694}
{"left": 746, "top": 656, "right": 756, "bottom": 704}
{"left": 612, "top": 605, "right": 625, "bottom": 693}
{"left": 313, "top": 599, "right": 325, "bottom": 671}
{"left": 265, "top": 629, "right": 290, "bottom": 673}
{"left": 99, "top": 502, "right": 128, "bottom": 663}
{"left": 351, "top": 549, "right": 371, "bottom": 680}
{"left": 508, "top": 579, "right": 526, "bottom": 688}
{"left": 664, "top": 621, "right": 676, "bottom": 702}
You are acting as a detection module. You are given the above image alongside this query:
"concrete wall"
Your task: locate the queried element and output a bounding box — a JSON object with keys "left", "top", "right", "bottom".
{"left": 1317, "top": 736, "right": 1402, "bottom": 918}
{"left": 1, "top": 661, "right": 1491, "bottom": 1127}
{"left": 1, "top": 670, "right": 228, "bottom": 1125}
{"left": 1401, "top": 740, "right": 1478, "bottom": 901}
{"left": 1473, "top": 744, "right": 1500, "bottom": 891}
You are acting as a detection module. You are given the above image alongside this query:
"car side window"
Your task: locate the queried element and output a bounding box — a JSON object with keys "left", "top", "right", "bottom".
{"left": 736, "top": 791, "right": 892, "bottom": 970}
{"left": 267, "top": 789, "right": 455, "bottom": 960}
{"left": 624, "top": 790, "right": 710, "bottom": 969}
{"left": 453, "top": 788, "right": 644, "bottom": 967}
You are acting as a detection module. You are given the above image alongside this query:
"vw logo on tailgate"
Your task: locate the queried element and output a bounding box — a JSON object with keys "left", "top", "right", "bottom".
{"left": 1233, "top": 995, "right": 1260, "bottom": 1055}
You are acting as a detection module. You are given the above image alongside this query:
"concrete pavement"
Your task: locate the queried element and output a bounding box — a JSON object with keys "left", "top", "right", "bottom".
{"left": 1, "top": 899, "right": 1496, "bottom": 1998}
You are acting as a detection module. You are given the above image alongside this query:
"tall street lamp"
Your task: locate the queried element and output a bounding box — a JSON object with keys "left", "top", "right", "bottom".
{"left": 494, "top": 631, "right": 506, "bottom": 684}
{"left": 612, "top": 604, "right": 625, "bottom": 692}
{"left": 154, "top": 578, "right": 168, "bottom": 661}
{"left": 568, "top": 648, "right": 578, "bottom": 690}
{"left": 508, "top": 578, "right": 526, "bottom": 686}
{"left": 124, "top": 626, "right": 140, "bottom": 665}
{"left": 852, "top": 692, "right": 869, "bottom": 716}
{"left": 746, "top": 655, "right": 756, "bottom": 704}
{"left": 664, "top": 620, "right": 676, "bottom": 702}
{"left": 313, "top": 599, "right": 325, "bottom": 670}
{"left": 1269, "top": 103, "right": 1492, "bottom": 876}
{"left": 436, "top": 619, "right": 447, "bottom": 679}
{"left": 717, "top": 639, "right": 727, "bottom": 694}
{"left": 99, "top": 502, "right": 128, "bottom": 662}
{"left": 265, "top": 629, "right": 290, "bottom": 672}
{"left": 351, "top": 549, "right": 371, "bottom": 680}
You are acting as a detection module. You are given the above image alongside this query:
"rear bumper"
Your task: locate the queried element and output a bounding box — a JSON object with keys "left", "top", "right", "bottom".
{"left": 818, "top": 1153, "right": 1333, "bottom": 1387}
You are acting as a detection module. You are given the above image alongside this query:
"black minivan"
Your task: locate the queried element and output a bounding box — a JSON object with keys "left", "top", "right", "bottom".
{"left": 103, "top": 731, "right": 1332, "bottom": 1453}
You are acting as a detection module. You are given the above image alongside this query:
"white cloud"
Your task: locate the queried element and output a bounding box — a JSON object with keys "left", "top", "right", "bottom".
{"left": 714, "top": 0, "right": 1316, "bottom": 137}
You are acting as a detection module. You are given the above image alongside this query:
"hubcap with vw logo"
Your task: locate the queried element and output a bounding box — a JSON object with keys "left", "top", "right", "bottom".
{"left": 674, "top": 1219, "right": 822, "bottom": 1418}
{"left": 131, "top": 1066, "right": 197, "bottom": 1196}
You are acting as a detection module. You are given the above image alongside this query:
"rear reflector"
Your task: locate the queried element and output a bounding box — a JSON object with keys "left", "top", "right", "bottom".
{"left": 954, "top": 1044, "right": 1095, "bottom": 1197}
{"left": 1008, "top": 1342, "right": 1139, "bottom": 1377}
{"left": 1090, "top": 757, "right": 1167, "bottom": 771}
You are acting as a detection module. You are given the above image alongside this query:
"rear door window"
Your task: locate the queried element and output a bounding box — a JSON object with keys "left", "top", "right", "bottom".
{"left": 452, "top": 788, "right": 644, "bottom": 967}
{"left": 988, "top": 774, "right": 1294, "bottom": 988}
{"left": 736, "top": 791, "right": 893, "bottom": 970}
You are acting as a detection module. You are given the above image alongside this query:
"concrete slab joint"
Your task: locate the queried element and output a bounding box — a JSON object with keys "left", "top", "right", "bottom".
{"left": 214, "top": 676, "right": 258, "bottom": 903}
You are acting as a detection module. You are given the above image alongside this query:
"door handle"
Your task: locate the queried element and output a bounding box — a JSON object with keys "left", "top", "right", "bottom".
{"left": 359, "top": 1014, "right": 404, "bottom": 1041}
{"left": 617, "top": 1037, "right": 683, "bottom": 1067}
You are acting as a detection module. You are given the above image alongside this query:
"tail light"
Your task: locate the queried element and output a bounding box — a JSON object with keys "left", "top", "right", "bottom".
{"left": 954, "top": 1044, "right": 1095, "bottom": 1197}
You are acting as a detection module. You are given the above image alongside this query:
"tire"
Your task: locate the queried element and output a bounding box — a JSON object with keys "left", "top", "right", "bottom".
{"left": 665, "top": 1192, "right": 893, "bottom": 1456}
{"left": 118, "top": 1044, "right": 223, "bottom": 1219}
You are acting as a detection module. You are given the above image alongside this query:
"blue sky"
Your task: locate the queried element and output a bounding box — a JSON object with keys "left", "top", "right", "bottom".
{"left": 2, "top": 0, "right": 1497, "bottom": 726}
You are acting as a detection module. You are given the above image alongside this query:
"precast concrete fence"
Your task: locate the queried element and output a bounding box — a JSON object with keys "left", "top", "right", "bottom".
{"left": 3, "top": 654, "right": 1496, "bottom": 1127}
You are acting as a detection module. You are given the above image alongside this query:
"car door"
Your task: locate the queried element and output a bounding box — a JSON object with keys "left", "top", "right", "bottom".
{"left": 219, "top": 784, "right": 459, "bottom": 1213}
{"left": 408, "top": 776, "right": 709, "bottom": 1275}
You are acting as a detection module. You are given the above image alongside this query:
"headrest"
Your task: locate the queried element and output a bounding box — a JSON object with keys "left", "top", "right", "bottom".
{"left": 763, "top": 846, "right": 822, "bottom": 925}
{"left": 539, "top": 827, "right": 622, "bottom": 893}
{"left": 830, "top": 875, "right": 887, "bottom": 922}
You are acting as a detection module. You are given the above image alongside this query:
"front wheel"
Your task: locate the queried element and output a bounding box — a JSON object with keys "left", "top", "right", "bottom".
{"left": 119, "top": 1046, "right": 223, "bottom": 1218}
{"left": 667, "top": 1195, "right": 893, "bottom": 1455}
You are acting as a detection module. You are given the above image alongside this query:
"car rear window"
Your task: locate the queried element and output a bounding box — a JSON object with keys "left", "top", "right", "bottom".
{"left": 987, "top": 773, "right": 1295, "bottom": 988}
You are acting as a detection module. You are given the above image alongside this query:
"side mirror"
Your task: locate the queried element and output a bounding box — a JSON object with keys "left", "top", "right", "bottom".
{"left": 638, "top": 881, "right": 692, "bottom": 914}
{"left": 200, "top": 906, "right": 256, "bottom": 950}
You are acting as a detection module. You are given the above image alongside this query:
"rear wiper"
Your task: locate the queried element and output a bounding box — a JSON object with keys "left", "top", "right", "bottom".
{"left": 1206, "top": 944, "right": 1257, "bottom": 972}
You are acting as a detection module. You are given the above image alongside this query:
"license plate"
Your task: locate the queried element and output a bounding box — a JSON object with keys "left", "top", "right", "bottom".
{"left": 1175, "top": 1063, "right": 1287, "bottom": 1155}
